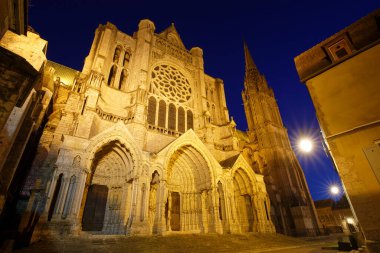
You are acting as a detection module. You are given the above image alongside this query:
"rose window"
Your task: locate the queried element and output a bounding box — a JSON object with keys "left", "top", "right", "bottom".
{"left": 151, "top": 65, "right": 192, "bottom": 103}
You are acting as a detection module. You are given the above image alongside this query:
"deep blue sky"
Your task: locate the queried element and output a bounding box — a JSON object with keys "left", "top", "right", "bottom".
{"left": 29, "top": 0, "right": 380, "bottom": 200}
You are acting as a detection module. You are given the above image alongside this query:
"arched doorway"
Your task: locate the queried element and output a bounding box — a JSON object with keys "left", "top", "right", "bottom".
{"left": 81, "top": 140, "right": 133, "bottom": 234}
{"left": 166, "top": 145, "right": 214, "bottom": 233}
{"left": 233, "top": 168, "right": 255, "bottom": 232}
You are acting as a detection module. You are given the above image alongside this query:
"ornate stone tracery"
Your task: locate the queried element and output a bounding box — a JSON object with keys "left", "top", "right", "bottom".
{"left": 150, "top": 64, "right": 192, "bottom": 103}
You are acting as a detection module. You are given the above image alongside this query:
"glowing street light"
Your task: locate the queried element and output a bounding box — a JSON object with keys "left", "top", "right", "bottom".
{"left": 298, "top": 138, "right": 313, "bottom": 153}
{"left": 330, "top": 185, "right": 340, "bottom": 195}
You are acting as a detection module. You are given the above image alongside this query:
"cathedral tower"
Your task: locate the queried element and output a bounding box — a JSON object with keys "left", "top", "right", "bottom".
{"left": 242, "top": 43, "right": 321, "bottom": 236}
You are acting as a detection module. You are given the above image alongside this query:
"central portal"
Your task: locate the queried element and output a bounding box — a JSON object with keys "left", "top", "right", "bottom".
{"left": 166, "top": 145, "right": 214, "bottom": 233}
{"left": 170, "top": 192, "right": 180, "bottom": 231}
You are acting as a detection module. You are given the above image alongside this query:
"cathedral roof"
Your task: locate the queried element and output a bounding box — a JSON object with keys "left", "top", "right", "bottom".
{"left": 47, "top": 60, "right": 79, "bottom": 87}
{"left": 158, "top": 23, "right": 186, "bottom": 49}
{"left": 219, "top": 154, "right": 240, "bottom": 168}
{"left": 235, "top": 129, "right": 249, "bottom": 142}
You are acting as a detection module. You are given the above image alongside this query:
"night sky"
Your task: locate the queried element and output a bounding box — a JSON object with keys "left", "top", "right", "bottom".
{"left": 28, "top": 0, "right": 380, "bottom": 201}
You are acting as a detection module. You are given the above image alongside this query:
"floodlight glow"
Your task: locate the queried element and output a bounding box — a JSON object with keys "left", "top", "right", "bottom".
{"left": 330, "top": 185, "right": 340, "bottom": 195}
{"left": 299, "top": 138, "right": 313, "bottom": 153}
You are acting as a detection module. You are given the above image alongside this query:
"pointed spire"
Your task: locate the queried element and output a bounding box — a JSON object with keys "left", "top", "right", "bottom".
{"left": 243, "top": 41, "right": 261, "bottom": 90}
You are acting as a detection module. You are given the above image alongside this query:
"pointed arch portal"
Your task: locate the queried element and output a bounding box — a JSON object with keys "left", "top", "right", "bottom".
{"left": 233, "top": 168, "right": 255, "bottom": 232}
{"left": 166, "top": 145, "right": 214, "bottom": 232}
{"left": 81, "top": 140, "right": 134, "bottom": 234}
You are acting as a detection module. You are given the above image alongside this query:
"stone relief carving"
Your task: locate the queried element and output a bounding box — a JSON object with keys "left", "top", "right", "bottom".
{"left": 72, "top": 155, "right": 81, "bottom": 168}
{"left": 155, "top": 36, "right": 192, "bottom": 64}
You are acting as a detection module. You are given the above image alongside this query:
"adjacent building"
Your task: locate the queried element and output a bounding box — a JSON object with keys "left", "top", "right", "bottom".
{"left": 294, "top": 9, "right": 380, "bottom": 240}
{"left": 0, "top": 0, "right": 51, "bottom": 246}
{"left": 314, "top": 196, "right": 355, "bottom": 234}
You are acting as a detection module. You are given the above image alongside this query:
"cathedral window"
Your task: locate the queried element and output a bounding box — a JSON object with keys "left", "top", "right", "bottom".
{"left": 107, "top": 65, "right": 117, "bottom": 87}
{"left": 119, "top": 69, "right": 128, "bottom": 90}
{"left": 113, "top": 46, "right": 122, "bottom": 63}
{"left": 168, "top": 103, "right": 176, "bottom": 130}
{"left": 158, "top": 100, "right": 166, "bottom": 128}
{"left": 147, "top": 97, "right": 156, "bottom": 125}
{"left": 178, "top": 107, "right": 185, "bottom": 133}
{"left": 124, "top": 51, "right": 131, "bottom": 67}
{"left": 187, "top": 110, "right": 193, "bottom": 130}
{"left": 150, "top": 65, "right": 192, "bottom": 103}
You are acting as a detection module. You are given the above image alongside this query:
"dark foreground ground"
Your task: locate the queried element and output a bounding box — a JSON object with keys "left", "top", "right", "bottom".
{"left": 7, "top": 233, "right": 380, "bottom": 253}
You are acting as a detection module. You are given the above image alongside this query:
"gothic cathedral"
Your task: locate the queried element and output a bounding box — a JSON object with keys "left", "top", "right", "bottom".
{"left": 21, "top": 20, "right": 320, "bottom": 239}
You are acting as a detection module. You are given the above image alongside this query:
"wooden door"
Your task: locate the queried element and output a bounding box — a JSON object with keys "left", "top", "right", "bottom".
{"left": 82, "top": 184, "right": 108, "bottom": 231}
{"left": 244, "top": 195, "right": 254, "bottom": 232}
{"left": 170, "top": 192, "right": 180, "bottom": 231}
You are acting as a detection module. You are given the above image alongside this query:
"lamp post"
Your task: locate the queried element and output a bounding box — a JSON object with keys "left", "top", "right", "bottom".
{"left": 297, "top": 133, "right": 365, "bottom": 247}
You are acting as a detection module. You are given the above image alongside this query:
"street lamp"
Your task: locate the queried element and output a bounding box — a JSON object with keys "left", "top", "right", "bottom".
{"left": 330, "top": 185, "right": 340, "bottom": 195}
{"left": 298, "top": 137, "right": 313, "bottom": 153}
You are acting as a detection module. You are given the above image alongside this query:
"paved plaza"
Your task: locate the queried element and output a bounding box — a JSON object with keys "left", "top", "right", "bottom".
{"left": 10, "top": 233, "right": 346, "bottom": 253}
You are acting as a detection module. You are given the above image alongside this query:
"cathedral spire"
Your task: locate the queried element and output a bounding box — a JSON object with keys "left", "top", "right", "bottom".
{"left": 243, "top": 42, "right": 261, "bottom": 90}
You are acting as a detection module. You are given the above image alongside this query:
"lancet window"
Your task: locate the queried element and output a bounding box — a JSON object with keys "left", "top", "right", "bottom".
{"left": 108, "top": 65, "right": 117, "bottom": 87}
{"left": 147, "top": 96, "right": 193, "bottom": 134}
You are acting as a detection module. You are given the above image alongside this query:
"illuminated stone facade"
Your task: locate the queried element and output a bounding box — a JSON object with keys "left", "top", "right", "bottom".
{"left": 21, "top": 19, "right": 317, "bottom": 239}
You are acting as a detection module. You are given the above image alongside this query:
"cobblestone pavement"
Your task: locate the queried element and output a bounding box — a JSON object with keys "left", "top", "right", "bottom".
{"left": 11, "top": 233, "right": 341, "bottom": 253}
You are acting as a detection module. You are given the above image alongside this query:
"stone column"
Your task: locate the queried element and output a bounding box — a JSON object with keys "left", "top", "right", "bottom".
{"left": 250, "top": 195, "right": 257, "bottom": 232}
{"left": 211, "top": 187, "right": 222, "bottom": 234}
{"left": 42, "top": 171, "right": 58, "bottom": 216}
{"left": 156, "top": 179, "right": 167, "bottom": 234}
{"left": 191, "top": 193, "right": 197, "bottom": 230}
{"left": 56, "top": 176, "right": 70, "bottom": 216}
{"left": 167, "top": 191, "right": 172, "bottom": 232}
{"left": 127, "top": 178, "right": 139, "bottom": 231}
{"left": 72, "top": 172, "right": 87, "bottom": 217}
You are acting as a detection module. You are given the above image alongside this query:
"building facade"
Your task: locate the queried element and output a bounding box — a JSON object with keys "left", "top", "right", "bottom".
{"left": 20, "top": 19, "right": 318, "bottom": 240}
{"left": 314, "top": 197, "right": 355, "bottom": 234}
{"left": 294, "top": 9, "right": 380, "bottom": 240}
{"left": 0, "top": 1, "right": 52, "bottom": 247}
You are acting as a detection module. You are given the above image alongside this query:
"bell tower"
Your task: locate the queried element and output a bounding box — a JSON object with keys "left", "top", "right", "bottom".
{"left": 242, "top": 42, "right": 321, "bottom": 236}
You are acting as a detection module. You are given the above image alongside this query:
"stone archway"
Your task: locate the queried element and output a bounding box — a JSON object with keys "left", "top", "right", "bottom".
{"left": 81, "top": 140, "right": 134, "bottom": 234}
{"left": 233, "top": 168, "right": 255, "bottom": 233}
{"left": 166, "top": 145, "right": 214, "bottom": 233}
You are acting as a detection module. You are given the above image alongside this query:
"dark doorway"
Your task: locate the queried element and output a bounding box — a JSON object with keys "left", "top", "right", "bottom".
{"left": 170, "top": 192, "right": 180, "bottom": 231}
{"left": 82, "top": 184, "right": 108, "bottom": 231}
{"left": 244, "top": 195, "right": 254, "bottom": 232}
